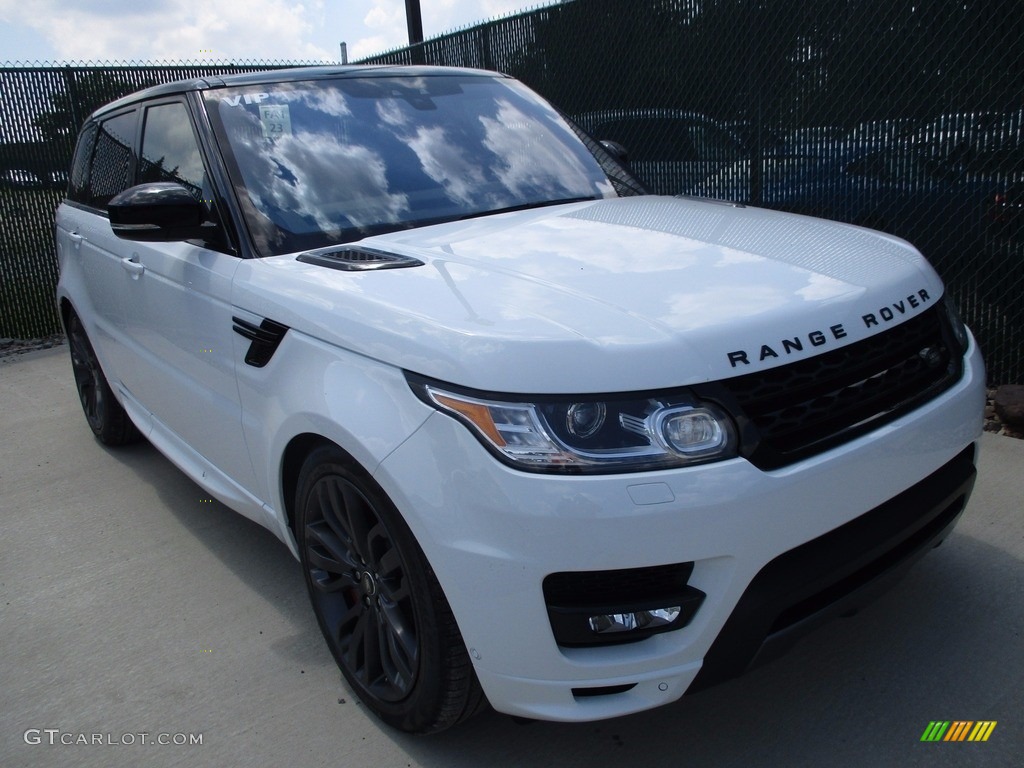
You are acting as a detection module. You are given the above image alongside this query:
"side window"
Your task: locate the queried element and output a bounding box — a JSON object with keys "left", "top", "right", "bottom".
{"left": 68, "top": 122, "right": 98, "bottom": 203}
{"left": 140, "top": 101, "right": 231, "bottom": 253}
{"left": 86, "top": 111, "right": 137, "bottom": 209}
{"left": 140, "top": 102, "right": 207, "bottom": 204}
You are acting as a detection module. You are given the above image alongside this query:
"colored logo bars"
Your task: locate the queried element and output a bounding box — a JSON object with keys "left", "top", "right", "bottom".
{"left": 920, "top": 721, "right": 997, "bottom": 742}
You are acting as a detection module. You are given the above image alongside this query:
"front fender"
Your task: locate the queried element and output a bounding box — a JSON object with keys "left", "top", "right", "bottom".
{"left": 233, "top": 324, "right": 433, "bottom": 546}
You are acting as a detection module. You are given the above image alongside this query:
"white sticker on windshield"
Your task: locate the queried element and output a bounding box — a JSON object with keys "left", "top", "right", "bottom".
{"left": 259, "top": 104, "right": 292, "bottom": 139}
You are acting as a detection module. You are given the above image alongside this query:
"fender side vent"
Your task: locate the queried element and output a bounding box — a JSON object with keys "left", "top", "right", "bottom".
{"left": 232, "top": 316, "right": 289, "bottom": 368}
{"left": 297, "top": 246, "right": 424, "bottom": 272}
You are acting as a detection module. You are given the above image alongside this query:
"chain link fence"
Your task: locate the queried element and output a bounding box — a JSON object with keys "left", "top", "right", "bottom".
{"left": 0, "top": 61, "right": 321, "bottom": 342}
{"left": 363, "top": 0, "right": 1024, "bottom": 384}
{"left": 1, "top": 2, "right": 1021, "bottom": 381}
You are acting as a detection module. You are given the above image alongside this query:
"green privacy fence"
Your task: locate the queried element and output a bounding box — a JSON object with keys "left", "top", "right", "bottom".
{"left": 362, "top": 0, "right": 1024, "bottom": 384}
{"left": 0, "top": 61, "right": 321, "bottom": 342}
{"left": 1, "top": 1, "right": 1022, "bottom": 381}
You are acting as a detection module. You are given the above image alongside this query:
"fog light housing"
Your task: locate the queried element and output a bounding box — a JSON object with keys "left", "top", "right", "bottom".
{"left": 543, "top": 564, "right": 706, "bottom": 647}
{"left": 588, "top": 606, "right": 682, "bottom": 634}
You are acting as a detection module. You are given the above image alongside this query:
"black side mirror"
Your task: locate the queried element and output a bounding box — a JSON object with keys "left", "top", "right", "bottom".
{"left": 108, "top": 182, "right": 213, "bottom": 242}
{"left": 600, "top": 139, "right": 631, "bottom": 165}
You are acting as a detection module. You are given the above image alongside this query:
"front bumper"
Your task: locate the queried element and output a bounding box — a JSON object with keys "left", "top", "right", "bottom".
{"left": 375, "top": 340, "right": 984, "bottom": 721}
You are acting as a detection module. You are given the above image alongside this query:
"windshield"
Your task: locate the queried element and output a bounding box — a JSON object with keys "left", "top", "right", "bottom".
{"left": 204, "top": 74, "right": 633, "bottom": 256}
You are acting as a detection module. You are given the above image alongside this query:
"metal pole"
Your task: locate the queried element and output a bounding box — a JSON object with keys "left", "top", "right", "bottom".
{"left": 405, "top": 0, "right": 424, "bottom": 46}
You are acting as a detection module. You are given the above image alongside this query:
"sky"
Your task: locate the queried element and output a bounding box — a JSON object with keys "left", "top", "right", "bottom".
{"left": 0, "top": 1, "right": 566, "bottom": 65}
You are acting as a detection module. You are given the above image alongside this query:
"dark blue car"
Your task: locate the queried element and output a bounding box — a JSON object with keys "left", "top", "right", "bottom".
{"left": 690, "top": 148, "right": 1000, "bottom": 273}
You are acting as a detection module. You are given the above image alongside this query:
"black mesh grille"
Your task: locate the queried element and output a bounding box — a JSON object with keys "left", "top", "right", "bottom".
{"left": 703, "top": 306, "right": 963, "bottom": 470}
{"left": 544, "top": 563, "right": 695, "bottom": 608}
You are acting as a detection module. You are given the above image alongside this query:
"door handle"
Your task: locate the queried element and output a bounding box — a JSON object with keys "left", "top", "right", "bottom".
{"left": 68, "top": 231, "right": 84, "bottom": 248}
{"left": 121, "top": 256, "right": 145, "bottom": 276}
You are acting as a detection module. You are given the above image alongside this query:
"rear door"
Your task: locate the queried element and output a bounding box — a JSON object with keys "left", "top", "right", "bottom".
{"left": 56, "top": 110, "right": 140, "bottom": 385}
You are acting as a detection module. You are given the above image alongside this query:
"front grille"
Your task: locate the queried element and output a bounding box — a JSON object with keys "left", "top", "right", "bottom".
{"left": 700, "top": 306, "right": 963, "bottom": 470}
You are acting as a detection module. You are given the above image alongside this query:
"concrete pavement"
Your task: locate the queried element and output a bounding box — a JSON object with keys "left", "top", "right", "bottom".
{"left": 2, "top": 346, "right": 1021, "bottom": 768}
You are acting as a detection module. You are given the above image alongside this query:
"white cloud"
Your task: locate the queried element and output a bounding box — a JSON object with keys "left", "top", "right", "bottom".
{"left": 350, "top": 0, "right": 406, "bottom": 58}
{"left": 348, "top": 35, "right": 400, "bottom": 62}
{"left": 364, "top": 0, "right": 404, "bottom": 30}
{"left": 0, "top": 0, "right": 566, "bottom": 65}
{"left": 0, "top": 0, "right": 335, "bottom": 62}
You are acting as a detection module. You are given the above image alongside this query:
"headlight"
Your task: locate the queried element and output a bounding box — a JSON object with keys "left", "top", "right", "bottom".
{"left": 941, "top": 293, "right": 969, "bottom": 354}
{"left": 408, "top": 375, "right": 738, "bottom": 474}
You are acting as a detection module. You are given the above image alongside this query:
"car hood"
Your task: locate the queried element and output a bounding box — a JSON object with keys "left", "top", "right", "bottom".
{"left": 232, "top": 196, "right": 944, "bottom": 393}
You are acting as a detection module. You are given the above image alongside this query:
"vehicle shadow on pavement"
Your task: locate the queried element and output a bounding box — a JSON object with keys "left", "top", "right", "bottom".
{"left": 97, "top": 438, "right": 323, "bottom": 666}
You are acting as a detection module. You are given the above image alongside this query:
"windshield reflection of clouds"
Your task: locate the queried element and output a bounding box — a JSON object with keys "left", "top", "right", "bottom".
{"left": 268, "top": 132, "right": 408, "bottom": 231}
{"left": 481, "top": 99, "right": 604, "bottom": 200}
{"left": 210, "top": 77, "right": 616, "bottom": 256}
{"left": 407, "top": 125, "right": 493, "bottom": 208}
{"left": 376, "top": 99, "right": 407, "bottom": 127}
{"left": 219, "top": 91, "right": 407, "bottom": 239}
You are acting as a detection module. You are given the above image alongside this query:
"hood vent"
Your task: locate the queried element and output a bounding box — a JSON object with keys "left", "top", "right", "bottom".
{"left": 297, "top": 246, "right": 424, "bottom": 272}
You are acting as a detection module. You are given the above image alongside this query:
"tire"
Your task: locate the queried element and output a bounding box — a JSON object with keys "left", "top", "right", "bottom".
{"left": 66, "top": 310, "right": 141, "bottom": 446}
{"left": 295, "top": 444, "right": 485, "bottom": 733}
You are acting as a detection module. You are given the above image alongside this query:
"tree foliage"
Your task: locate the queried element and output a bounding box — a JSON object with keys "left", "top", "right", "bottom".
{"left": 33, "top": 70, "right": 153, "bottom": 143}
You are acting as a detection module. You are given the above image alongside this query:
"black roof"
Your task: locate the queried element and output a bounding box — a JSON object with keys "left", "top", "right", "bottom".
{"left": 91, "top": 64, "right": 508, "bottom": 120}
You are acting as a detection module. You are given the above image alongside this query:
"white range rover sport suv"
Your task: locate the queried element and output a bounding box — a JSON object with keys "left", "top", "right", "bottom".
{"left": 55, "top": 66, "right": 985, "bottom": 733}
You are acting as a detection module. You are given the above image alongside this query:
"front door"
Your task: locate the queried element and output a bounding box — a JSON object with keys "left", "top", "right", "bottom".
{"left": 117, "top": 99, "right": 256, "bottom": 492}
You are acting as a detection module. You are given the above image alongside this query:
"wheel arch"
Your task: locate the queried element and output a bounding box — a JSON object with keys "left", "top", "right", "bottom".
{"left": 287, "top": 434, "right": 486, "bottom": 731}
{"left": 277, "top": 428, "right": 442, "bottom": 576}
{"left": 280, "top": 432, "right": 336, "bottom": 538}
{"left": 58, "top": 296, "right": 74, "bottom": 330}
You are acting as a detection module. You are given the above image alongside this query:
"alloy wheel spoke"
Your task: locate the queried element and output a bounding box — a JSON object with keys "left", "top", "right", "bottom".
{"left": 306, "top": 519, "right": 360, "bottom": 575}
{"left": 319, "top": 479, "right": 357, "bottom": 554}
{"left": 377, "top": 546, "right": 403, "bottom": 580}
{"left": 339, "top": 482, "right": 375, "bottom": 559}
{"left": 378, "top": 576, "right": 410, "bottom": 605}
{"left": 342, "top": 602, "right": 370, "bottom": 671}
{"left": 377, "top": 598, "right": 418, "bottom": 687}
{"left": 375, "top": 608, "right": 400, "bottom": 689}
{"left": 310, "top": 568, "right": 350, "bottom": 593}
{"left": 359, "top": 607, "right": 383, "bottom": 687}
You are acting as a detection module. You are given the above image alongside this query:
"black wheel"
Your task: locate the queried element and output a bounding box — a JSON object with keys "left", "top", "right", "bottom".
{"left": 66, "top": 310, "right": 140, "bottom": 446}
{"left": 296, "top": 444, "right": 485, "bottom": 733}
